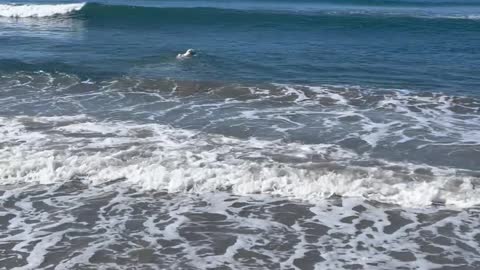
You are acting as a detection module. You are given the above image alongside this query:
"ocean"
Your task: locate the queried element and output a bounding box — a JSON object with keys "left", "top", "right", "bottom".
{"left": 0, "top": 0, "right": 479, "bottom": 269}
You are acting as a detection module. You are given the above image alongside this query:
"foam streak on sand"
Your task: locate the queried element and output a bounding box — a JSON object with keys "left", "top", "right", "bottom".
{"left": 0, "top": 3, "right": 85, "bottom": 18}
{"left": 1, "top": 186, "right": 479, "bottom": 270}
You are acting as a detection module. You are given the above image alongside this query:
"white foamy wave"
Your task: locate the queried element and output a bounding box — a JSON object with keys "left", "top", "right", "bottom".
{"left": 1, "top": 115, "right": 479, "bottom": 208}
{"left": 432, "top": 14, "right": 480, "bottom": 20}
{"left": 0, "top": 3, "right": 85, "bottom": 18}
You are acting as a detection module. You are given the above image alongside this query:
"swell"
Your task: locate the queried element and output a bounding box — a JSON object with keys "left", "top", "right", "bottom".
{"left": 78, "top": 3, "right": 480, "bottom": 25}
{"left": 313, "top": 0, "right": 480, "bottom": 7}
{"left": 1, "top": 2, "right": 480, "bottom": 25}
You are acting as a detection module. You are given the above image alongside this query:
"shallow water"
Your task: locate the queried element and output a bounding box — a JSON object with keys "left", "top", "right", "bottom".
{"left": 0, "top": 0, "right": 480, "bottom": 269}
{"left": 2, "top": 183, "right": 480, "bottom": 270}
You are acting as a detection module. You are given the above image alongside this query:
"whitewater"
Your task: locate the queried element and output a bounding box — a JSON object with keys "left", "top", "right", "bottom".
{"left": 2, "top": 114, "right": 478, "bottom": 208}
{"left": 0, "top": 3, "right": 85, "bottom": 17}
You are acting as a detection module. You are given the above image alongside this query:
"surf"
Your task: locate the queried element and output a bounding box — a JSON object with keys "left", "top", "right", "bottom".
{"left": 0, "top": 3, "right": 86, "bottom": 18}
{"left": 1, "top": 114, "right": 479, "bottom": 208}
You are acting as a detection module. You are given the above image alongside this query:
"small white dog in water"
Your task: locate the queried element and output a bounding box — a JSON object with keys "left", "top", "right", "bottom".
{"left": 176, "top": 49, "right": 196, "bottom": 59}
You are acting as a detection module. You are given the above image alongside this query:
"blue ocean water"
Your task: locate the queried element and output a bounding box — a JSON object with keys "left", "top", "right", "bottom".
{"left": 1, "top": 1, "right": 480, "bottom": 269}
{"left": 1, "top": 0, "right": 480, "bottom": 92}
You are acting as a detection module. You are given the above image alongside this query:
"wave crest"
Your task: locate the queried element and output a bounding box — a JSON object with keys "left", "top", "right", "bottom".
{"left": 1, "top": 2, "right": 480, "bottom": 22}
{"left": 0, "top": 3, "right": 85, "bottom": 18}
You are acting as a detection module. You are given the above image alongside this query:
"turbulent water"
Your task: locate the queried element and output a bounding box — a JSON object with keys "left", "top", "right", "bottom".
{"left": 0, "top": 0, "right": 480, "bottom": 269}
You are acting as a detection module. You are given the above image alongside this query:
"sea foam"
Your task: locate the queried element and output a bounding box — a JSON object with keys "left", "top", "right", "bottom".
{"left": 0, "top": 3, "right": 85, "bottom": 18}
{"left": 1, "top": 115, "right": 478, "bottom": 208}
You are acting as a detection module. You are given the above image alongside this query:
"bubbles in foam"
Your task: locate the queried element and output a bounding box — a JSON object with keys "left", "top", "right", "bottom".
{"left": 0, "top": 3, "right": 85, "bottom": 18}
{"left": 1, "top": 115, "right": 479, "bottom": 208}
{"left": 1, "top": 72, "right": 479, "bottom": 208}
{"left": 1, "top": 185, "right": 479, "bottom": 269}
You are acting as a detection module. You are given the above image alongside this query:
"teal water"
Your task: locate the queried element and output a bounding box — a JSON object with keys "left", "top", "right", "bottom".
{"left": 1, "top": 0, "right": 480, "bottom": 92}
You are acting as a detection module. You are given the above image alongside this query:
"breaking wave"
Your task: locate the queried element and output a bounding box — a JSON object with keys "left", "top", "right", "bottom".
{"left": 0, "top": 3, "right": 85, "bottom": 18}
{"left": 1, "top": 114, "right": 479, "bottom": 208}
